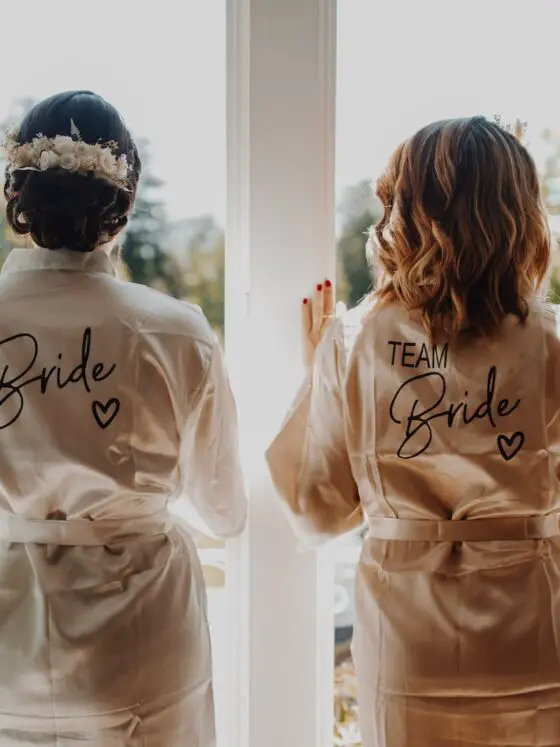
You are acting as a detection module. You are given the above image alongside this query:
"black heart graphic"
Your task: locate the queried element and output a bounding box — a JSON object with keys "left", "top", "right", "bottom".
{"left": 497, "top": 432, "right": 524, "bottom": 461}
{"left": 92, "top": 398, "right": 120, "bottom": 429}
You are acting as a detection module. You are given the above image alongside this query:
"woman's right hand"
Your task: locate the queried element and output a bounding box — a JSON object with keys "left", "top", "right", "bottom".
{"left": 301, "top": 279, "right": 334, "bottom": 372}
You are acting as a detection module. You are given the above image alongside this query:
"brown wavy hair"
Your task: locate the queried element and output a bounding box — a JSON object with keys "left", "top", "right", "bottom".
{"left": 4, "top": 91, "right": 141, "bottom": 254}
{"left": 372, "top": 116, "right": 551, "bottom": 342}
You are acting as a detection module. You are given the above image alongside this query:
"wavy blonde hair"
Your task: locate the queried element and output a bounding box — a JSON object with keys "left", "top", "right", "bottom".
{"left": 372, "top": 116, "right": 551, "bottom": 342}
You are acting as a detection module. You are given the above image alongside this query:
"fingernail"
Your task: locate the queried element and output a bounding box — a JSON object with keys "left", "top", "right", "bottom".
{"left": 325, "top": 279, "right": 332, "bottom": 288}
{"left": 303, "top": 298, "right": 309, "bottom": 304}
{"left": 316, "top": 283, "right": 323, "bottom": 291}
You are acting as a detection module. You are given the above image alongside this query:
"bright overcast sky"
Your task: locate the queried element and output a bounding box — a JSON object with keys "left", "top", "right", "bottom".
{"left": 2, "top": 0, "right": 559, "bottom": 225}
{"left": 338, "top": 0, "right": 560, "bottom": 191}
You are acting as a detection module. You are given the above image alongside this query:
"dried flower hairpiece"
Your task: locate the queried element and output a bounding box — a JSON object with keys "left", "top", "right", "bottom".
{"left": 492, "top": 115, "right": 528, "bottom": 142}
{"left": 1, "top": 118, "right": 130, "bottom": 189}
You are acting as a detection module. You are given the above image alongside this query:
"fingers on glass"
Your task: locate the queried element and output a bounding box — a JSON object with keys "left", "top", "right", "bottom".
{"left": 311, "top": 282, "right": 325, "bottom": 333}
{"left": 323, "top": 278, "right": 333, "bottom": 316}
{"left": 302, "top": 295, "right": 312, "bottom": 333}
{"left": 303, "top": 278, "right": 333, "bottom": 333}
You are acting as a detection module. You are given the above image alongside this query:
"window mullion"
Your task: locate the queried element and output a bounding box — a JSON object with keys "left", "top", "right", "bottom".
{"left": 225, "top": 1, "right": 337, "bottom": 746}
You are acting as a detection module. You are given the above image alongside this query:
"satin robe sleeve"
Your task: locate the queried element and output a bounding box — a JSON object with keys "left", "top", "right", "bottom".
{"left": 265, "top": 319, "right": 363, "bottom": 546}
{"left": 182, "top": 335, "right": 247, "bottom": 539}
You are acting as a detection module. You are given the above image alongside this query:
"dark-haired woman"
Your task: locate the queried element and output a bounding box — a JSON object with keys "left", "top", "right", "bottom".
{"left": 267, "top": 117, "right": 560, "bottom": 746}
{"left": 0, "top": 91, "right": 246, "bottom": 746}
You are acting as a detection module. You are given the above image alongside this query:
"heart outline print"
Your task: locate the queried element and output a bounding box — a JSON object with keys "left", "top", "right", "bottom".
{"left": 497, "top": 432, "right": 524, "bottom": 461}
{"left": 92, "top": 398, "right": 120, "bottom": 429}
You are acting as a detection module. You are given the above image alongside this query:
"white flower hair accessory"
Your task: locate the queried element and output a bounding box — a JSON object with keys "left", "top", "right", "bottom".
{"left": 491, "top": 115, "right": 528, "bottom": 142}
{"left": 2, "top": 119, "right": 130, "bottom": 189}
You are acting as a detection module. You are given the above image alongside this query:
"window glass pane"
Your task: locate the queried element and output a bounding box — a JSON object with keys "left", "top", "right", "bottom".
{"left": 335, "top": 1, "right": 559, "bottom": 743}
{"left": 334, "top": 548, "right": 361, "bottom": 746}
{"left": 0, "top": 1, "right": 228, "bottom": 741}
{"left": 336, "top": 0, "right": 559, "bottom": 310}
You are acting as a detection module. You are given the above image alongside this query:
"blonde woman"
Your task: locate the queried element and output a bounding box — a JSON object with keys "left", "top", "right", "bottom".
{"left": 267, "top": 117, "right": 560, "bottom": 746}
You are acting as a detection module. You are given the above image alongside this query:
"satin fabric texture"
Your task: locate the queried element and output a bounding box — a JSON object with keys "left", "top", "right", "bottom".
{"left": 0, "top": 247, "right": 247, "bottom": 746}
{"left": 267, "top": 298, "right": 560, "bottom": 747}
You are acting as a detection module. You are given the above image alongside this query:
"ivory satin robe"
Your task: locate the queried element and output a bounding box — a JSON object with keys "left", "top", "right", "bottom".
{"left": 0, "top": 247, "right": 247, "bottom": 746}
{"left": 266, "top": 298, "right": 560, "bottom": 747}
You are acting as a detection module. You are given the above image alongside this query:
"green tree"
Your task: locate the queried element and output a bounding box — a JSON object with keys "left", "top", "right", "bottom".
{"left": 336, "top": 180, "right": 382, "bottom": 307}
{"left": 538, "top": 129, "right": 560, "bottom": 303}
{"left": 0, "top": 97, "right": 40, "bottom": 264}
{"left": 540, "top": 129, "right": 560, "bottom": 216}
{"left": 185, "top": 242, "right": 225, "bottom": 337}
{"left": 120, "top": 138, "right": 186, "bottom": 297}
{"left": 179, "top": 218, "right": 225, "bottom": 337}
{"left": 549, "top": 271, "right": 560, "bottom": 304}
{"left": 0, "top": 99, "right": 183, "bottom": 293}
{"left": 336, "top": 126, "right": 560, "bottom": 308}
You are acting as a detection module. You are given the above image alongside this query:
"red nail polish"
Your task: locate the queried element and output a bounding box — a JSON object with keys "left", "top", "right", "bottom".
{"left": 317, "top": 283, "right": 323, "bottom": 291}
{"left": 325, "top": 279, "right": 332, "bottom": 288}
{"left": 303, "top": 298, "right": 309, "bottom": 304}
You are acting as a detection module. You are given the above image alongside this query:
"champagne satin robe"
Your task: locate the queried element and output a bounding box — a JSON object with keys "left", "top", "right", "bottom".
{"left": 0, "top": 247, "right": 247, "bottom": 746}
{"left": 266, "top": 298, "right": 560, "bottom": 747}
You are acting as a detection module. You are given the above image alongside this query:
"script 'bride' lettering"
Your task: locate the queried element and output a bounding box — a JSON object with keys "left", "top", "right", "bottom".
{"left": 0, "top": 328, "right": 116, "bottom": 429}
{"left": 389, "top": 366, "right": 520, "bottom": 459}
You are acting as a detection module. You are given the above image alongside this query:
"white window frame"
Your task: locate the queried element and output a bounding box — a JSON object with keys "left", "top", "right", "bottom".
{"left": 224, "top": 1, "right": 338, "bottom": 746}
{"left": 219, "top": 4, "right": 560, "bottom": 746}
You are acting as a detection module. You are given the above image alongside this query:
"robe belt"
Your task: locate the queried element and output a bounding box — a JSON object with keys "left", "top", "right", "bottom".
{"left": 367, "top": 514, "right": 560, "bottom": 541}
{"left": 0, "top": 509, "right": 172, "bottom": 545}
